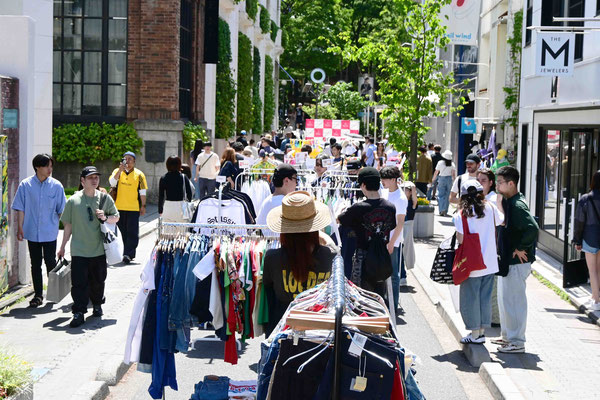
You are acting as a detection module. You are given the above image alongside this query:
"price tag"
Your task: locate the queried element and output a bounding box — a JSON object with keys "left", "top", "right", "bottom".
{"left": 239, "top": 160, "right": 250, "bottom": 169}
{"left": 350, "top": 376, "right": 367, "bottom": 392}
{"left": 347, "top": 333, "right": 367, "bottom": 357}
{"left": 295, "top": 152, "right": 308, "bottom": 164}
{"left": 322, "top": 159, "right": 333, "bottom": 167}
{"left": 305, "top": 158, "right": 316, "bottom": 169}
{"left": 216, "top": 176, "right": 226, "bottom": 183}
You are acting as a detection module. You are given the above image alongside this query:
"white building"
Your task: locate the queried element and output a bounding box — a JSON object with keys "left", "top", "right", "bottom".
{"left": 519, "top": 0, "right": 600, "bottom": 272}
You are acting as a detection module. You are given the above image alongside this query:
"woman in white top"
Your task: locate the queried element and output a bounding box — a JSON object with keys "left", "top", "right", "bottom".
{"left": 432, "top": 150, "right": 456, "bottom": 216}
{"left": 453, "top": 180, "right": 504, "bottom": 344}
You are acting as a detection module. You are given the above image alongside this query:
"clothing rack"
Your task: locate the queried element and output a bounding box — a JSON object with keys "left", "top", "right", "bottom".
{"left": 331, "top": 254, "right": 345, "bottom": 400}
{"left": 235, "top": 168, "right": 317, "bottom": 190}
{"left": 158, "top": 220, "right": 268, "bottom": 236}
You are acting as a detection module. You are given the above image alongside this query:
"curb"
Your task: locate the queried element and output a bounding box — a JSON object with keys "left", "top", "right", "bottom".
{"left": 409, "top": 267, "right": 520, "bottom": 399}
{"left": 0, "top": 286, "right": 35, "bottom": 310}
{"left": 70, "top": 381, "right": 109, "bottom": 400}
{"left": 96, "top": 356, "right": 131, "bottom": 386}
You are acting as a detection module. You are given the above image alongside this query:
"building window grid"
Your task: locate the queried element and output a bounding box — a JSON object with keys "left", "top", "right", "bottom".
{"left": 53, "top": 0, "right": 128, "bottom": 120}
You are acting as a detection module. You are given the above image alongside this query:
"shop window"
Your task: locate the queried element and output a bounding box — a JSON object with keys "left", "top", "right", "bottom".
{"left": 541, "top": 0, "right": 584, "bottom": 61}
{"left": 525, "top": 0, "right": 533, "bottom": 46}
{"left": 53, "top": 0, "right": 128, "bottom": 121}
{"left": 179, "top": 0, "right": 194, "bottom": 120}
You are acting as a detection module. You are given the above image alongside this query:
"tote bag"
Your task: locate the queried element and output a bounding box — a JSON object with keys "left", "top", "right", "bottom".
{"left": 180, "top": 174, "right": 194, "bottom": 221}
{"left": 99, "top": 194, "right": 124, "bottom": 265}
{"left": 430, "top": 233, "right": 457, "bottom": 284}
{"left": 452, "top": 211, "right": 487, "bottom": 285}
{"left": 47, "top": 258, "right": 71, "bottom": 303}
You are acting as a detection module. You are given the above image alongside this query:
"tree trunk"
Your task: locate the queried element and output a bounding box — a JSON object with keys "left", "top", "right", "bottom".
{"left": 409, "top": 130, "right": 418, "bottom": 182}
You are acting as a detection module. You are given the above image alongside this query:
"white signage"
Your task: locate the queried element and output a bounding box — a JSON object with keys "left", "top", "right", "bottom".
{"left": 535, "top": 32, "right": 575, "bottom": 77}
{"left": 440, "top": 0, "right": 482, "bottom": 46}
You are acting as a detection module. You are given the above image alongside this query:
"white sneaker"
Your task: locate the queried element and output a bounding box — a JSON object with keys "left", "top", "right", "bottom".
{"left": 497, "top": 343, "right": 525, "bottom": 353}
{"left": 590, "top": 301, "right": 600, "bottom": 312}
{"left": 460, "top": 333, "right": 485, "bottom": 344}
{"left": 399, "top": 278, "right": 408, "bottom": 287}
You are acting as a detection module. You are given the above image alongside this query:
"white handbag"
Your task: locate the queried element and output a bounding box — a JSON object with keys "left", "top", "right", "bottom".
{"left": 181, "top": 174, "right": 195, "bottom": 221}
{"left": 101, "top": 222, "right": 124, "bottom": 265}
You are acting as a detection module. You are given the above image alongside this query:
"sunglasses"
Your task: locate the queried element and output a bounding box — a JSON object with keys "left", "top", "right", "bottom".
{"left": 87, "top": 206, "right": 94, "bottom": 222}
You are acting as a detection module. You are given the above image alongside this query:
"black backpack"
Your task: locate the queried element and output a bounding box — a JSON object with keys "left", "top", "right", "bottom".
{"left": 362, "top": 233, "right": 393, "bottom": 283}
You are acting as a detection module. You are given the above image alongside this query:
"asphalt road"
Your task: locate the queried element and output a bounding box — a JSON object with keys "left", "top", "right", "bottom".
{"left": 107, "top": 270, "right": 492, "bottom": 399}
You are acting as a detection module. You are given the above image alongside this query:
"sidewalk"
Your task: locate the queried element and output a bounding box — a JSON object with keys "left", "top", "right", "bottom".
{"left": 410, "top": 205, "right": 600, "bottom": 399}
{"left": 0, "top": 205, "right": 159, "bottom": 400}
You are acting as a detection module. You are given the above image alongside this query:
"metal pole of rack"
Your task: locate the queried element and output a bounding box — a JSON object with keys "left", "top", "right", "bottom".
{"left": 331, "top": 255, "right": 345, "bottom": 400}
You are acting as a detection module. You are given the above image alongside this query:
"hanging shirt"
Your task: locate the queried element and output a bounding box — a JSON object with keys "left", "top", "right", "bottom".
{"left": 195, "top": 198, "right": 246, "bottom": 233}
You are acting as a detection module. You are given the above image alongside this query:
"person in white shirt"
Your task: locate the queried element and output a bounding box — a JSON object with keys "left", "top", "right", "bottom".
{"left": 449, "top": 153, "right": 481, "bottom": 205}
{"left": 380, "top": 166, "right": 408, "bottom": 310}
{"left": 194, "top": 142, "right": 221, "bottom": 198}
{"left": 453, "top": 180, "right": 504, "bottom": 345}
{"left": 432, "top": 150, "right": 457, "bottom": 216}
{"left": 257, "top": 164, "right": 298, "bottom": 235}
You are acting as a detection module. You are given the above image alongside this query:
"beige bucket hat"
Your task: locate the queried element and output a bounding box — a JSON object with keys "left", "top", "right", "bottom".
{"left": 266, "top": 191, "right": 331, "bottom": 233}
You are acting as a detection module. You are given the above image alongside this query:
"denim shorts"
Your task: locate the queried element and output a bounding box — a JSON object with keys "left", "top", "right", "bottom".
{"left": 582, "top": 240, "right": 600, "bottom": 254}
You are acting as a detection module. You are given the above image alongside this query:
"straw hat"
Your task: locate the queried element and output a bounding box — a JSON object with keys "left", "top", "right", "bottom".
{"left": 266, "top": 191, "right": 331, "bottom": 233}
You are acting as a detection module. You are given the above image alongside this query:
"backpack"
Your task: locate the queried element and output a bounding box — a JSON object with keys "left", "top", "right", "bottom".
{"left": 362, "top": 233, "right": 393, "bottom": 284}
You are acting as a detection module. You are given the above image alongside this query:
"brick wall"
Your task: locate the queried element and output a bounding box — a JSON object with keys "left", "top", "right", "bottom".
{"left": 0, "top": 76, "right": 20, "bottom": 288}
{"left": 127, "top": 0, "right": 181, "bottom": 120}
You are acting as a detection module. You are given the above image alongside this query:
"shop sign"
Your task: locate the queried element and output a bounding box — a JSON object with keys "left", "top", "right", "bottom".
{"left": 536, "top": 32, "right": 575, "bottom": 77}
{"left": 440, "top": 0, "right": 482, "bottom": 46}
{"left": 2, "top": 109, "right": 18, "bottom": 129}
{"left": 460, "top": 118, "right": 476, "bottom": 134}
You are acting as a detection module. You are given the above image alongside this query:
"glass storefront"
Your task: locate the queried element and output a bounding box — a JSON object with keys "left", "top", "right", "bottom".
{"left": 537, "top": 126, "right": 600, "bottom": 286}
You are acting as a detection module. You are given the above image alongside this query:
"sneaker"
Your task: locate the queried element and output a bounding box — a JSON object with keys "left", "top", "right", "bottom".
{"left": 399, "top": 278, "right": 408, "bottom": 287}
{"left": 497, "top": 343, "right": 525, "bottom": 353}
{"left": 92, "top": 305, "right": 103, "bottom": 317}
{"left": 69, "top": 312, "right": 85, "bottom": 328}
{"left": 460, "top": 333, "right": 485, "bottom": 344}
{"left": 29, "top": 296, "right": 43, "bottom": 308}
{"left": 123, "top": 255, "right": 131, "bottom": 264}
{"left": 589, "top": 302, "right": 600, "bottom": 312}
{"left": 491, "top": 338, "right": 509, "bottom": 346}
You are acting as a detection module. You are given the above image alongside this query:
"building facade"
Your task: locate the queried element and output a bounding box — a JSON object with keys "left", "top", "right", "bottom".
{"left": 519, "top": 0, "right": 600, "bottom": 281}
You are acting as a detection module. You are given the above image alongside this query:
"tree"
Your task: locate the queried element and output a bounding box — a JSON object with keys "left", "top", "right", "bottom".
{"left": 236, "top": 33, "right": 253, "bottom": 134}
{"left": 344, "top": 0, "right": 465, "bottom": 179}
{"left": 322, "top": 81, "right": 367, "bottom": 120}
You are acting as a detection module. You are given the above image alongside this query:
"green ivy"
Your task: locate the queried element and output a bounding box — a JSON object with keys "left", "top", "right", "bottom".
{"left": 52, "top": 123, "right": 143, "bottom": 164}
{"left": 237, "top": 33, "right": 253, "bottom": 134}
{"left": 270, "top": 21, "right": 279, "bottom": 42}
{"left": 252, "top": 46, "right": 263, "bottom": 135}
{"left": 246, "top": 0, "right": 258, "bottom": 21}
{"left": 216, "top": 19, "right": 237, "bottom": 139}
{"left": 263, "top": 55, "right": 275, "bottom": 132}
{"left": 502, "top": 10, "right": 523, "bottom": 132}
{"left": 182, "top": 122, "right": 208, "bottom": 153}
{"left": 259, "top": 5, "right": 270, "bottom": 34}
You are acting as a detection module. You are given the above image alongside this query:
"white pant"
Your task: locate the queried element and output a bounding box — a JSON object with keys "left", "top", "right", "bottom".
{"left": 162, "top": 200, "right": 185, "bottom": 222}
{"left": 498, "top": 262, "right": 531, "bottom": 346}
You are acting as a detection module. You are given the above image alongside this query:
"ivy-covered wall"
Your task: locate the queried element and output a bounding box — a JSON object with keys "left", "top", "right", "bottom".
{"left": 259, "top": 5, "right": 270, "bottom": 34}
{"left": 252, "top": 47, "right": 263, "bottom": 135}
{"left": 216, "top": 19, "right": 237, "bottom": 139}
{"left": 270, "top": 21, "right": 279, "bottom": 42}
{"left": 237, "top": 33, "right": 253, "bottom": 134}
{"left": 246, "top": 0, "right": 258, "bottom": 20}
{"left": 263, "top": 55, "right": 275, "bottom": 132}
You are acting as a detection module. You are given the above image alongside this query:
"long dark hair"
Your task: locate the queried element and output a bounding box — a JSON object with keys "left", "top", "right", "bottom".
{"left": 591, "top": 170, "right": 600, "bottom": 191}
{"left": 280, "top": 231, "right": 320, "bottom": 282}
{"left": 459, "top": 190, "right": 486, "bottom": 219}
{"left": 444, "top": 157, "right": 452, "bottom": 167}
{"left": 477, "top": 168, "right": 496, "bottom": 193}
{"left": 192, "top": 139, "right": 203, "bottom": 161}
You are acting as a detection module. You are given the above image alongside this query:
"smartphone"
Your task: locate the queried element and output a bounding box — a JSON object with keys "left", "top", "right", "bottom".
{"left": 121, "top": 158, "right": 127, "bottom": 165}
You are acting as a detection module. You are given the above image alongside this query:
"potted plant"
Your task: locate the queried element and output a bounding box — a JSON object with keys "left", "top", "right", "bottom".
{"left": 0, "top": 347, "right": 33, "bottom": 400}
{"left": 413, "top": 197, "right": 434, "bottom": 238}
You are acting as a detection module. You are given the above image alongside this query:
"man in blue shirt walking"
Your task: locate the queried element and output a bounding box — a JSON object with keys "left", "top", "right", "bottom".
{"left": 363, "top": 137, "right": 376, "bottom": 167}
{"left": 12, "top": 154, "right": 66, "bottom": 308}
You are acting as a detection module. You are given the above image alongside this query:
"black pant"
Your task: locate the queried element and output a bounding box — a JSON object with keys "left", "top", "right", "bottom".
{"left": 415, "top": 182, "right": 429, "bottom": 197}
{"left": 117, "top": 210, "right": 140, "bottom": 259}
{"left": 27, "top": 240, "right": 57, "bottom": 298}
{"left": 71, "top": 255, "right": 107, "bottom": 314}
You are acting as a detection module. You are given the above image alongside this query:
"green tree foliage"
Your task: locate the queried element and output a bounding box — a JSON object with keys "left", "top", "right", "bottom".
{"left": 264, "top": 55, "right": 275, "bottom": 132}
{"left": 259, "top": 5, "right": 270, "bottom": 34}
{"left": 252, "top": 47, "right": 263, "bottom": 135}
{"left": 343, "top": 0, "right": 464, "bottom": 178}
{"left": 246, "top": 0, "right": 258, "bottom": 20}
{"left": 270, "top": 21, "right": 279, "bottom": 42}
{"left": 503, "top": 10, "right": 523, "bottom": 132}
{"left": 237, "top": 33, "right": 253, "bottom": 134}
{"left": 302, "top": 103, "right": 337, "bottom": 120}
{"left": 182, "top": 122, "right": 208, "bottom": 153}
{"left": 322, "top": 81, "right": 367, "bottom": 120}
{"left": 53, "top": 123, "right": 143, "bottom": 164}
{"left": 216, "top": 19, "right": 237, "bottom": 139}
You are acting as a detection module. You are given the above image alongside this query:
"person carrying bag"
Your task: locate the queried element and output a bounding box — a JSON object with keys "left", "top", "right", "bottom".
{"left": 159, "top": 156, "right": 194, "bottom": 222}
{"left": 452, "top": 180, "right": 504, "bottom": 345}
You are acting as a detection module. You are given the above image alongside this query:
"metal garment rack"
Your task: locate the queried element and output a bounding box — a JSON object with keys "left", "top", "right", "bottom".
{"left": 331, "top": 255, "right": 346, "bottom": 400}
{"left": 235, "top": 168, "right": 317, "bottom": 190}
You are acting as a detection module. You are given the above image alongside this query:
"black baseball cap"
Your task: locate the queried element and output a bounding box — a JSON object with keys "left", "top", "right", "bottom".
{"left": 81, "top": 166, "right": 101, "bottom": 178}
{"left": 346, "top": 160, "right": 361, "bottom": 170}
{"left": 465, "top": 154, "right": 481, "bottom": 164}
{"left": 357, "top": 167, "right": 380, "bottom": 185}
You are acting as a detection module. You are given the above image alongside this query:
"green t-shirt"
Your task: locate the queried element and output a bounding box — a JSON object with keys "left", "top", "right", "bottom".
{"left": 61, "top": 191, "right": 119, "bottom": 257}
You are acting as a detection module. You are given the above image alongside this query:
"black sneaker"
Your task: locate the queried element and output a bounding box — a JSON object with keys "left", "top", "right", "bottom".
{"left": 123, "top": 255, "right": 131, "bottom": 264}
{"left": 92, "top": 305, "right": 103, "bottom": 317}
{"left": 69, "top": 312, "right": 85, "bottom": 328}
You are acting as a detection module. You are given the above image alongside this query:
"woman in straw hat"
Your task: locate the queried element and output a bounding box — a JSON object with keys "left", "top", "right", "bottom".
{"left": 263, "top": 191, "right": 336, "bottom": 335}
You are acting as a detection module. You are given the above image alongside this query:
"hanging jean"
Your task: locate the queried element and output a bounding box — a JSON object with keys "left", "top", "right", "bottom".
{"left": 159, "top": 253, "right": 176, "bottom": 352}
{"left": 168, "top": 246, "right": 192, "bottom": 353}
{"left": 257, "top": 333, "right": 287, "bottom": 400}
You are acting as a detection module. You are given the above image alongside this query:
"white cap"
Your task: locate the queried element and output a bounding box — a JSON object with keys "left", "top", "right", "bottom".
{"left": 460, "top": 179, "right": 483, "bottom": 196}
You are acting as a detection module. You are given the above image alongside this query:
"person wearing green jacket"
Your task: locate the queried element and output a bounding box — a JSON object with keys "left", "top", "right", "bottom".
{"left": 494, "top": 166, "right": 539, "bottom": 354}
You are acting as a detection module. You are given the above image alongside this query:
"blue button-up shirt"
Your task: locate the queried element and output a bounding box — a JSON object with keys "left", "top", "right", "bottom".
{"left": 11, "top": 175, "right": 66, "bottom": 242}
{"left": 365, "top": 144, "right": 376, "bottom": 167}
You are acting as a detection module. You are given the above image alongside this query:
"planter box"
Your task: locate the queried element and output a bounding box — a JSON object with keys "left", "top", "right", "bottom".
{"left": 413, "top": 205, "right": 434, "bottom": 238}
{"left": 7, "top": 382, "right": 33, "bottom": 400}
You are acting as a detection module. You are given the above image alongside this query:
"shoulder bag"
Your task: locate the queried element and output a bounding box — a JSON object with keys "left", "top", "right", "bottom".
{"left": 430, "top": 233, "right": 457, "bottom": 284}
{"left": 452, "top": 211, "right": 487, "bottom": 285}
{"left": 99, "top": 193, "right": 124, "bottom": 265}
{"left": 181, "top": 174, "right": 195, "bottom": 221}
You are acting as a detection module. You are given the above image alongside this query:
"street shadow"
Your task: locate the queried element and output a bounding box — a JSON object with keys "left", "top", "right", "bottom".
{"left": 431, "top": 350, "right": 478, "bottom": 372}
{"left": 186, "top": 336, "right": 250, "bottom": 360}
{"left": 43, "top": 316, "right": 117, "bottom": 334}
{"left": 1, "top": 302, "right": 56, "bottom": 319}
{"left": 493, "top": 351, "right": 542, "bottom": 371}
{"left": 438, "top": 220, "right": 455, "bottom": 227}
{"left": 400, "top": 285, "right": 416, "bottom": 294}
{"left": 395, "top": 314, "right": 407, "bottom": 326}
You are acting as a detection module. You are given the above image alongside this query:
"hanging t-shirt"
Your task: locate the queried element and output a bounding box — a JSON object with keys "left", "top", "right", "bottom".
{"left": 453, "top": 202, "right": 504, "bottom": 278}
{"left": 337, "top": 198, "right": 397, "bottom": 250}
{"left": 195, "top": 198, "right": 246, "bottom": 234}
{"left": 384, "top": 188, "right": 408, "bottom": 247}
